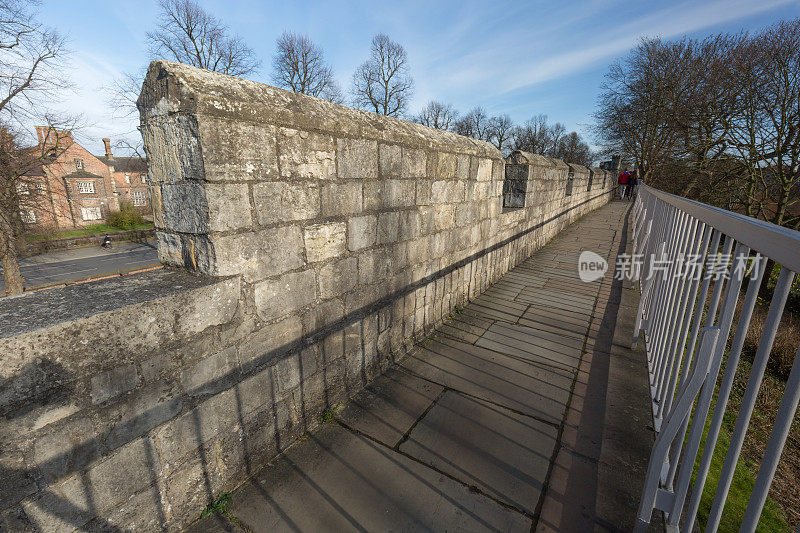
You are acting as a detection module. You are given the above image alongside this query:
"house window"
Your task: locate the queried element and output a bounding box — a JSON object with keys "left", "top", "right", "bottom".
{"left": 77, "top": 181, "right": 95, "bottom": 194}
{"left": 75, "top": 158, "right": 84, "bottom": 170}
{"left": 20, "top": 209, "right": 36, "bottom": 223}
{"left": 124, "top": 173, "right": 130, "bottom": 184}
{"left": 131, "top": 190, "right": 146, "bottom": 206}
{"left": 81, "top": 206, "right": 102, "bottom": 221}
{"left": 36, "top": 182, "right": 45, "bottom": 193}
{"left": 15, "top": 183, "right": 29, "bottom": 195}
{"left": 503, "top": 164, "right": 527, "bottom": 208}
{"left": 565, "top": 168, "right": 574, "bottom": 196}
{"left": 141, "top": 174, "right": 147, "bottom": 184}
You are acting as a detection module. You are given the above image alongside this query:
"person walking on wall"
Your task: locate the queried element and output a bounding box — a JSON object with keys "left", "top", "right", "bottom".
{"left": 627, "top": 170, "right": 638, "bottom": 200}
{"left": 618, "top": 169, "right": 630, "bottom": 200}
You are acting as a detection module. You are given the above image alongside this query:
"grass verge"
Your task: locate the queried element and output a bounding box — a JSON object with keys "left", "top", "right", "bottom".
{"left": 25, "top": 222, "right": 153, "bottom": 242}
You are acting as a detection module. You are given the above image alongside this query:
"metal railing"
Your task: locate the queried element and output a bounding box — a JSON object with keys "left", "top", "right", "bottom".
{"left": 632, "top": 185, "right": 800, "bottom": 532}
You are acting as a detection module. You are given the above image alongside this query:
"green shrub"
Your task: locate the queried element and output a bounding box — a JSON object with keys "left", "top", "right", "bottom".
{"left": 107, "top": 202, "right": 146, "bottom": 229}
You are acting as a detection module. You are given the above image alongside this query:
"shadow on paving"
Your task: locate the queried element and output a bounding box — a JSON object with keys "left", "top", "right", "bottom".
{"left": 188, "top": 201, "right": 656, "bottom": 533}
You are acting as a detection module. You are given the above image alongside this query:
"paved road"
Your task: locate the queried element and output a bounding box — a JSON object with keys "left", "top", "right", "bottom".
{"left": 0, "top": 241, "right": 159, "bottom": 292}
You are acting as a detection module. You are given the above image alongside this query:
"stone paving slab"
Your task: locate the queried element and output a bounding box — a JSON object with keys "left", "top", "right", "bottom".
{"left": 336, "top": 368, "right": 444, "bottom": 447}
{"left": 187, "top": 201, "right": 656, "bottom": 533}
{"left": 475, "top": 322, "right": 583, "bottom": 371}
{"left": 213, "top": 424, "right": 531, "bottom": 533}
{"left": 399, "top": 391, "right": 558, "bottom": 516}
{"left": 400, "top": 337, "right": 573, "bottom": 425}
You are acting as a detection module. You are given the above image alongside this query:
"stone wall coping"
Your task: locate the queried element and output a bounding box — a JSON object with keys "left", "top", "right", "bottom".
{"left": 137, "top": 60, "right": 502, "bottom": 159}
{"left": 506, "top": 150, "right": 570, "bottom": 169}
{"left": 0, "top": 269, "right": 232, "bottom": 339}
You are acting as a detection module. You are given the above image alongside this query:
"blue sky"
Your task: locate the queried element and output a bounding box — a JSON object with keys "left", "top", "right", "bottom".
{"left": 37, "top": 0, "right": 799, "bottom": 155}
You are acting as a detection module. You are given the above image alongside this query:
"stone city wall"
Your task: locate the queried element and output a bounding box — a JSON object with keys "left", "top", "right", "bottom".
{"left": 0, "top": 60, "right": 613, "bottom": 531}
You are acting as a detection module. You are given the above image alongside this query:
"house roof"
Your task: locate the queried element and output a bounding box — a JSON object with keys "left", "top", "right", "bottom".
{"left": 62, "top": 169, "right": 107, "bottom": 181}
{"left": 97, "top": 156, "right": 147, "bottom": 173}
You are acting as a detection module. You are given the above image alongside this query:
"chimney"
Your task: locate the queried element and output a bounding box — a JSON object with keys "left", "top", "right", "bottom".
{"left": 103, "top": 138, "right": 113, "bottom": 159}
{"left": 35, "top": 126, "right": 73, "bottom": 147}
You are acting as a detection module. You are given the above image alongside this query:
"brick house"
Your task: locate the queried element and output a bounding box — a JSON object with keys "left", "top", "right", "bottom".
{"left": 17, "top": 127, "right": 120, "bottom": 229}
{"left": 98, "top": 138, "right": 150, "bottom": 213}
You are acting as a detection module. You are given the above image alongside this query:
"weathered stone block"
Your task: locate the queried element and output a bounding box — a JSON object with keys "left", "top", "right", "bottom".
{"left": 176, "top": 277, "right": 241, "bottom": 337}
{"left": 305, "top": 297, "right": 344, "bottom": 331}
{"left": 318, "top": 256, "right": 358, "bottom": 300}
{"left": 403, "top": 147, "right": 427, "bottom": 178}
{"left": 456, "top": 154, "right": 470, "bottom": 177}
{"left": 253, "top": 181, "right": 320, "bottom": 224}
{"left": 304, "top": 222, "right": 346, "bottom": 263}
{"left": 408, "top": 237, "right": 431, "bottom": 266}
{"left": 323, "top": 330, "right": 344, "bottom": 362}
{"left": 34, "top": 415, "right": 101, "bottom": 484}
{"left": 377, "top": 211, "right": 400, "bottom": 244}
{"left": 104, "top": 381, "right": 182, "bottom": 450}
{"left": 237, "top": 317, "right": 303, "bottom": 372}
{"left": 321, "top": 181, "right": 362, "bottom": 217}
{"left": 22, "top": 474, "right": 93, "bottom": 531}
{"left": 416, "top": 179, "right": 432, "bottom": 205}
{"left": 385, "top": 179, "right": 415, "bottom": 207}
{"left": 338, "top": 138, "right": 378, "bottom": 180}
{"left": 84, "top": 438, "right": 156, "bottom": 513}
{"left": 279, "top": 128, "right": 335, "bottom": 180}
{"left": 160, "top": 182, "right": 208, "bottom": 234}
{"left": 237, "top": 365, "right": 275, "bottom": 418}
{"left": 91, "top": 364, "right": 138, "bottom": 405}
{"left": 348, "top": 215, "right": 377, "bottom": 250}
{"left": 211, "top": 226, "right": 305, "bottom": 281}
{"left": 152, "top": 388, "right": 237, "bottom": 466}
{"left": 379, "top": 144, "right": 402, "bottom": 177}
{"left": 180, "top": 346, "right": 239, "bottom": 397}
{"left": 254, "top": 269, "right": 317, "bottom": 322}
{"left": 434, "top": 204, "right": 455, "bottom": 230}
{"left": 477, "top": 158, "right": 492, "bottom": 181}
{"left": 155, "top": 231, "right": 182, "bottom": 266}
{"left": 274, "top": 347, "right": 316, "bottom": 395}
{"left": 358, "top": 249, "right": 392, "bottom": 285}
{"left": 198, "top": 118, "right": 277, "bottom": 180}
{"left": 205, "top": 182, "right": 253, "bottom": 232}
{"left": 436, "top": 152, "right": 457, "bottom": 179}
{"left": 363, "top": 180, "right": 383, "bottom": 211}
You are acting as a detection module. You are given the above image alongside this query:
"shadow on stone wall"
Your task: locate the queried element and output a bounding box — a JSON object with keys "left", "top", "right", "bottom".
{"left": 0, "top": 190, "right": 614, "bottom": 531}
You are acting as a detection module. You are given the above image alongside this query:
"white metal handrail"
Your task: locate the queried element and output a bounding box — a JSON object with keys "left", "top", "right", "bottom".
{"left": 632, "top": 185, "right": 800, "bottom": 532}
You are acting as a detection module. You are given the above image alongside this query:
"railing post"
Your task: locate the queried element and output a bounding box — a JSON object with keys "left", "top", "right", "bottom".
{"left": 635, "top": 327, "right": 719, "bottom": 532}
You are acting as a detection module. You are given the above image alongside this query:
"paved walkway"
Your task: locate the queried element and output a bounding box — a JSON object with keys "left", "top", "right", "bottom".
{"left": 194, "top": 201, "right": 655, "bottom": 532}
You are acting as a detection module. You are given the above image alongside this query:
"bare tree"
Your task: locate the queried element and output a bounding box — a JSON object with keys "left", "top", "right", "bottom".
{"left": 554, "top": 131, "right": 595, "bottom": 166}
{"left": 487, "top": 114, "right": 514, "bottom": 153}
{"left": 511, "top": 114, "right": 551, "bottom": 154}
{"left": 594, "top": 38, "right": 682, "bottom": 183}
{"left": 351, "top": 34, "right": 413, "bottom": 116}
{"left": 412, "top": 100, "right": 458, "bottom": 130}
{"left": 147, "top": 0, "right": 259, "bottom": 77}
{"left": 0, "top": 1, "right": 73, "bottom": 295}
{"left": 272, "top": 32, "right": 343, "bottom": 103}
{"left": 454, "top": 107, "right": 491, "bottom": 140}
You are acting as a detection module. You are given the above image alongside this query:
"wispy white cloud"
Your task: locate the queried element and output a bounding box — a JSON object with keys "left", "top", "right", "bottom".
{"left": 502, "top": 0, "right": 793, "bottom": 92}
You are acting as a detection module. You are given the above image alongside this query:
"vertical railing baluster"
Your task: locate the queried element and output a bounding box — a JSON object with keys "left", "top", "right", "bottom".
{"left": 741, "top": 314, "right": 800, "bottom": 531}
{"left": 684, "top": 255, "right": 767, "bottom": 530}
{"left": 706, "top": 268, "right": 795, "bottom": 531}
{"left": 655, "top": 217, "right": 702, "bottom": 423}
{"left": 668, "top": 243, "right": 750, "bottom": 529}
{"left": 653, "top": 213, "right": 695, "bottom": 412}
{"left": 666, "top": 237, "right": 737, "bottom": 526}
